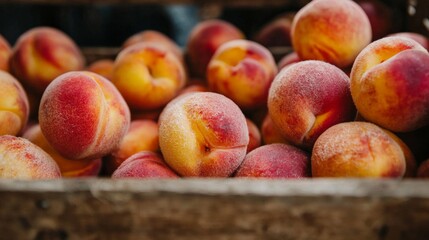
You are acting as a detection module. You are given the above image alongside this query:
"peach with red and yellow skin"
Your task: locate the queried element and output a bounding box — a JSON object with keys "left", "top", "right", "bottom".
{"left": 260, "top": 114, "right": 289, "bottom": 145}
{"left": 277, "top": 51, "right": 301, "bottom": 70}
{"left": 350, "top": 36, "right": 429, "bottom": 132}
{"left": 384, "top": 130, "right": 416, "bottom": 178}
{"left": 186, "top": 19, "right": 245, "bottom": 78}
{"left": 291, "top": 0, "right": 372, "bottom": 68}
{"left": 0, "top": 135, "right": 61, "bottom": 179}
{"left": 0, "top": 35, "right": 11, "bottom": 72}
{"left": 207, "top": 39, "right": 278, "bottom": 110}
{"left": 112, "top": 151, "right": 179, "bottom": 179}
{"left": 0, "top": 71, "right": 29, "bottom": 136}
{"left": 86, "top": 59, "right": 114, "bottom": 80}
{"left": 122, "top": 30, "right": 183, "bottom": 62}
{"left": 10, "top": 27, "right": 85, "bottom": 94}
{"left": 311, "top": 122, "right": 406, "bottom": 178}
{"left": 104, "top": 119, "right": 159, "bottom": 175}
{"left": 388, "top": 32, "right": 429, "bottom": 50}
{"left": 39, "top": 71, "right": 131, "bottom": 160}
{"left": 417, "top": 159, "right": 429, "bottom": 178}
{"left": 253, "top": 12, "right": 295, "bottom": 48}
{"left": 246, "top": 118, "right": 261, "bottom": 153}
{"left": 357, "top": 0, "right": 396, "bottom": 40}
{"left": 23, "top": 124, "right": 101, "bottom": 177}
{"left": 268, "top": 60, "right": 356, "bottom": 150}
{"left": 112, "top": 42, "right": 186, "bottom": 111}
{"left": 235, "top": 143, "right": 310, "bottom": 178}
{"left": 159, "top": 92, "right": 249, "bottom": 177}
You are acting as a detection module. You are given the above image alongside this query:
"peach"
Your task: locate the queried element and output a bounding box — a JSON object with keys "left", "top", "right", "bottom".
{"left": 104, "top": 119, "right": 159, "bottom": 175}
{"left": 186, "top": 19, "right": 245, "bottom": 78}
{"left": 388, "top": 32, "right": 429, "bottom": 50}
{"left": 177, "top": 81, "right": 209, "bottom": 97}
{"left": 158, "top": 92, "right": 249, "bottom": 177}
{"left": 268, "top": 60, "right": 356, "bottom": 150}
{"left": 396, "top": 125, "right": 429, "bottom": 163}
{"left": 417, "top": 159, "right": 429, "bottom": 178}
{"left": 0, "top": 35, "right": 11, "bottom": 72}
{"left": 122, "top": 30, "right": 183, "bottom": 62}
{"left": 291, "top": 0, "right": 372, "bottom": 68}
{"left": 384, "top": 130, "right": 416, "bottom": 178}
{"left": 0, "top": 71, "right": 30, "bottom": 136}
{"left": 357, "top": 0, "right": 396, "bottom": 40}
{"left": 86, "top": 59, "right": 114, "bottom": 80}
{"left": 22, "top": 124, "right": 101, "bottom": 177}
{"left": 246, "top": 118, "right": 261, "bottom": 153}
{"left": 312, "top": 122, "right": 406, "bottom": 178}
{"left": 277, "top": 51, "right": 300, "bottom": 70}
{"left": 10, "top": 27, "right": 85, "bottom": 94}
{"left": 112, "top": 42, "right": 186, "bottom": 110}
{"left": 350, "top": 36, "right": 429, "bottom": 132}
{"left": 260, "top": 114, "right": 289, "bottom": 145}
{"left": 253, "top": 12, "right": 295, "bottom": 47}
{"left": 207, "top": 39, "right": 278, "bottom": 110}
{"left": 39, "top": 71, "right": 131, "bottom": 160}
{"left": 235, "top": 143, "right": 310, "bottom": 178}
{"left": 0, "top": 135, "right": 61, "bottom": 179}
{"left": 112, "top": 151, "right": 179, "bottom": 178}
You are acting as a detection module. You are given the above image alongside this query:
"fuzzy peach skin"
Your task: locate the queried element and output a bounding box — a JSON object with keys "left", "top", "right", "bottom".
{"left": 10, "top": 27, "right": 85, "bottom": 94}
{"left": 0, "top": 71, "right": 30, "bottom": 136}
{"left": 122, "top": 30, "right": 183, "bottom": 62}
{"left": 23, "top": 124, "right": 101, "bottom": 177}
{"left": 207, "top": 39, "right": 278, "bottom": 110}
{"left": 235, "top": 143, "right": 310, "bottom": 178}
{"left": 291, "top": 0, "right": 372, "bottom": 68}
{"left": 0, "top": 135, "right": 61, "bottom": 179}
{"left": 112, "top": 42, "right": 186, "bottom": 111}
{"left": 86, "top": 59, "right": 115, "bottom": 80}
{"left": 246, "top": 118, "right": 261, "bottom": 153}
{"left": 388, "top": 32, "right": 429, "bottom": 50}
{"left": 104, "top": 119, "right": 159, "bottom": 175}
{"left": 159, "top": 92, "right": 249, "bottom": 177}
{"left": 312, "top": 122, "right": 406, "bottom": 178}
{"left": 253, "top": 12, "right": 295, "bottom": 47}
{"left": 186, "top": 19, "right": 245, "bottom": 78}
{"left": 39, "top": 71, "right": 131, "bottom": 160}
{"left": 268, "top": 60, "right": 356, "bottom": 150}
{"left": 112, "top": 151, "right": 179, "bottom": 178}
{"left": 0, "top": 35, "right": 11, "bottom": 72}
{"left": 350, "top": 36, "right": 429, "bottom": 132}
{"left": 260, "top": 114, "right": 289, "bottom": 145}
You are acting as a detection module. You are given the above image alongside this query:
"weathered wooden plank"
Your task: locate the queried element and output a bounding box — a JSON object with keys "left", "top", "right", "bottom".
{"left": 0, "top": 179, "right": 428, "bottom": 239}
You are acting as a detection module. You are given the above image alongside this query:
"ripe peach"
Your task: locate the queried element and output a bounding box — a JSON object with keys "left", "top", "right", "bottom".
{"left": 0, "top": 35, "right": 11, "bottom": 72}
{"left": 246, "top": 118, "right": 261, "bottom": 153}
{"left": 277, "top": 51, "right": 300, "bottom": 70}
{"left": 207, "top": 39, "right": 278, "bottom": 110}
{"left": 291, "top": 0, "right": 372, "bottom": 68}
{"left": 417, "top": 159, "right": 429, "bottom": 178}
{"left": 235, "top": 143, "right": 310, "bottom": 178}
{"left": 0, "top": 135, "right": 61, "bottom": 179}
{"left": 357, "top": 0, "right": 396, "bottom": 40}
{"left": 86, "top": 59, "right": 114, "bottom": 80}
{"left": 260, "top": 114, "right": 289, "bottom": 145}
{"left": 10, "top": 27, "right": 85, "bottom": 94}
{"left": 268, "top": 60, "right": 356, "bottom": 150}
{"left": 253, "top": 12, "right": 295, "bottom": 47}
{"left": 186, "top": 19, "right": 244, "bottom": 78}
{"left": 159, "top": 92, "right": 249, "bottom": 177}
{"left": 112, "top": 42, "right": 186, "bottom": 110}
{"left": 384, "top": 130, "right": 417, "bottom": 178}
{"left": 177, "top": 81, "right": 209, "bottom": 97}
{"left": 312, "top": 122, "right": 406, "bottom": 178}
{"left": 122, "top": 30, "right": 183, "bottom": 62}
{"left": 39, "top": 71, "right": 131, "bottom": 160}
{"left": 388, "top": 32, "right": 429, "bottom": 50}
{"left": 104, "top": 119, "right": 159, "bottom": 175}
{"left": 112, "top": 151, "right": 179, "bottom": 179}
{"left": 22, "top": 124, "right": 101, "bottom": 177}
{"left": 350, "top": 36, "right": 429, "bottom": 132}
{"left": 0, "top": 71, "right": 30, "bottom": 136}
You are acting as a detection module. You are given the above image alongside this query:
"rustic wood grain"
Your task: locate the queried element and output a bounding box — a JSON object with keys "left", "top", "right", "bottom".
{"left": 0, "top": 179, "right": 429, "bottom": 240}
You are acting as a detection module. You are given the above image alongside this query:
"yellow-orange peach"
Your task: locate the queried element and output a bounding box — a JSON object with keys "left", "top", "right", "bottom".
{"left": 268, "top": 60, "right": 356, "bottom": 150}
{"left": 312, "top": 122, "right": 406, "bottom": 178}
{"left": 112, "top": 42, "right": 186, "bottom": 110}
{"left": 104, "top": 119, "right": 159, "bottom": 175}
{"left": 291, "top": 0, "right": 372, "bottom": 68}
{"left": 0, "top": 71, "right": 29, "bottom": 136}
{"left": 0, "top": 35, "right": 11, "bottom": 72}
{"left": 186, "top": 19, "right": 244, "bottom": 78}
{"left": 253, "top": 12, "right": 295, "bottom": 47}
{"left": 86, "top": 59, "right": 115, "bottom": 80}
{"left": 39, "top": 71, "right": 131, "bottom": 160}
{"left": 246, "top": 118, "right": 261, "bottom": 153}
{"left": 0, "top": 135, "right": 61, "bottom": 179}
{"left": 207, "top": 39, "right": 278, "bottom": 110}
{"left": 112, "top": 151, "right": 179, "bottom": 178}
{"left": 350, "top": 36, "right": 429, "bottom": 132}
{"left": 10, "top": 27, "right": 85, "bottom": 94}
{"left": 159, "top": 92, "right": 249, "bottom": 177}
{"left": 23, "top": 124, "right": 101, "bottom": 177}
{"left": 384, "top": 130, "right": 416, "bottom": 178}
{"left": 235, "top": 143, "right": 310, "bottom": 178}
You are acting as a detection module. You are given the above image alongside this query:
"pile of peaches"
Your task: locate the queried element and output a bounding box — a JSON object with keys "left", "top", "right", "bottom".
{"left": 1, "top": 0, "right": 429, "bottom": 180}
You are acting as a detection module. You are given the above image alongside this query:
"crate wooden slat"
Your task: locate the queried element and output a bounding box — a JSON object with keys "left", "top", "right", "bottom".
{"left": 1, "top": 178, "right": 429, "bottom": 240}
